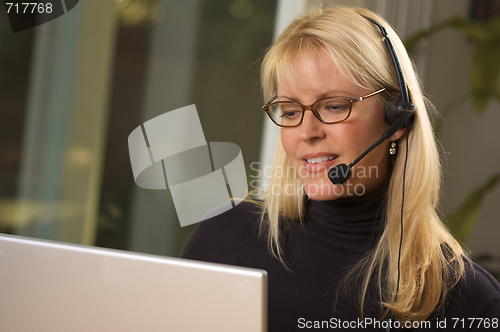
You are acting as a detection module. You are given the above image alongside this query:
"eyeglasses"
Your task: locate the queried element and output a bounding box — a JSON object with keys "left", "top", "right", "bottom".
{"left": 263, "top": 88, "right": 386, "bottom": 127}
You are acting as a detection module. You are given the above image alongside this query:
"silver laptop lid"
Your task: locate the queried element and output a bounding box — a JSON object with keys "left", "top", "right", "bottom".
{"left": 0, "top": 233, "right": 267, "bottom": 332}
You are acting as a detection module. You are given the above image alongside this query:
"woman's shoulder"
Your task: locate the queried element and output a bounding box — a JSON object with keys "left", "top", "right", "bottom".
{"left": 179, "top": 199, "right": 266, "bottom": 264}
{"left": 194, "top": 199, "right": 264, "bottom": 239}
{"left": 444, "top": 260, "right": 500, "bottom": 319}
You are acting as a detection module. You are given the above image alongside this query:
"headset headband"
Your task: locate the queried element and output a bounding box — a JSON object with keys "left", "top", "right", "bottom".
{"left": 361, "top": 15, "right": 415, "bottom": 112}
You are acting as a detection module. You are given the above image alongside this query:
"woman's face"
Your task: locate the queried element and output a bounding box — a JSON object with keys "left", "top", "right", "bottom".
{"left": 279, "top": 53, "right": 398, "bottom": 200}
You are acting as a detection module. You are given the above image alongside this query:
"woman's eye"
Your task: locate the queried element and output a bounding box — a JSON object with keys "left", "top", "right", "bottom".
{"left": 281, "top": 110, "right": 301, "bottom": 119}
{"left": 324, "top": 103, "right": 348, "bottom": 112}
{"left": 279, "top": 104, "right": 301, "bottom": 118}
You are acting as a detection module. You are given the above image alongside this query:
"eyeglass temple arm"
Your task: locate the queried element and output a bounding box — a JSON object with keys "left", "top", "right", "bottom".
{"left": 355, "top": 88, "right": 386, "bottom": 101}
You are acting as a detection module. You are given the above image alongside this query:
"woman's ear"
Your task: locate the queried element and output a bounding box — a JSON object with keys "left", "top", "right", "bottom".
{"left": 393, "top": 127, "right": 406, "bottom": 140}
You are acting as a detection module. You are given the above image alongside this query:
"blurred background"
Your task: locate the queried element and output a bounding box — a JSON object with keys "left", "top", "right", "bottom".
{"left": 1, "top": 0, "right": 499, "bottom": 277}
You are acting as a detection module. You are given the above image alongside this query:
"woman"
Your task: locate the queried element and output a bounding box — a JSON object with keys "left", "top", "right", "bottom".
{"left": 181, "top": 7, "right": 500, "bottom": 331}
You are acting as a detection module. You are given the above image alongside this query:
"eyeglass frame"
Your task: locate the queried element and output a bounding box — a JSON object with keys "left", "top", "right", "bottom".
{"left": 262, "top": 88, "right": 387, "bottom": 128}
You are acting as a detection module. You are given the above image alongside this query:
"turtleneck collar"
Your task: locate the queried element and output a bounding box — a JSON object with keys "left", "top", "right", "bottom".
{"left": 304, "top": 184, "right": 388, "bottom": 251}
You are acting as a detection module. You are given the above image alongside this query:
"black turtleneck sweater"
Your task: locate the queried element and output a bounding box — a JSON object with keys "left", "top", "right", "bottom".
{"left": 180, "top": 188, "right": 500, "bottom": 331}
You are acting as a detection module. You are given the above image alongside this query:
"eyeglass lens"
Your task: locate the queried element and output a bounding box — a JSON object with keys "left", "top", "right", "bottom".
{"left": 267, "top": 98, "right": 351, "bottom": 126}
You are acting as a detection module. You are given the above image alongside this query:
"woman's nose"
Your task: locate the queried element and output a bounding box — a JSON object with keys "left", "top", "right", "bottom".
{"left": 298, "top": 110, "right": 326, "bottom": 142}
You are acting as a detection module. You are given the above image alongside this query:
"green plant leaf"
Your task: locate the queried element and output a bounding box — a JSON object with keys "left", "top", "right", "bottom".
{"left": 470, "top": 40, "right": 500, "bottom": 113}
{"left": 494, "top": 89, "right": 500, "bottom": 100}
{"left": 404, "top": 20, "right": 450, "bottom": 53}
{"left": 433, "top": 92, "right": 470, "bottom": 138}
{"left": 487, "top": 15, "right": 500, "bottom": 36}
{"left": 405, "top": 14, "right": 500, "bottom": 114}
{"left": 447, "top": 16, "right": 491, "bottom": 42}
{"left": 444, "top": 173, "right": 500, "bottom": 243}
{"left": 404, "top": 16, "right": 490, "bottom": 54}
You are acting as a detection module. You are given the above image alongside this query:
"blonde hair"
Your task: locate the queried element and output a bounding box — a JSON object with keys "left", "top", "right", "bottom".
{"left": 259, "top": 7, "right": 467, "bottom": 322}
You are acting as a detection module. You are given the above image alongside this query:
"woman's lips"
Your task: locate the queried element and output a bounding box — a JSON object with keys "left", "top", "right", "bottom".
{"left": 302, "top": 156, "right": 339, "bottom": 172}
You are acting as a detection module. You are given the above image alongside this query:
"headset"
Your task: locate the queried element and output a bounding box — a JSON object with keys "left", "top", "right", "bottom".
{"left": 328, "top": 15, "right": 415, "bottom": 185}
{"left": 327, "top": 15, "right": 416, "bottom": 331}
{"left": 365, "top": 16, "right": 416, "bottom": 126}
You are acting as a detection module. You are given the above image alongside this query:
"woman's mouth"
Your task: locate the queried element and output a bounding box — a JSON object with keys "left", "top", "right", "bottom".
{"left": 303, "top": 155, "right": 338, "bottom": 172}
{"left": 306, "top": 156, "right": 336, "bottom": 164}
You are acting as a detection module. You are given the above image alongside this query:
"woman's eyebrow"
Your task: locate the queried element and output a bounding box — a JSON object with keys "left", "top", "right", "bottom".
{"left": 317, "top": 90, "right": 355, "bottom": 98}
{"left": 276, "top": 91, "right": 355, "bottom": 102}
{"left": 275, "top": 95, "right": 296, "bottom": 101}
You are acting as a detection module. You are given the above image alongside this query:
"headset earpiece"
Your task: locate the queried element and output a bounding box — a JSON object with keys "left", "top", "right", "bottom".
{"left": 384, "top": 101, "right": 416, "bottom": 126}
{"left": 384, "top": 102, "right": 404, "bottom": 126}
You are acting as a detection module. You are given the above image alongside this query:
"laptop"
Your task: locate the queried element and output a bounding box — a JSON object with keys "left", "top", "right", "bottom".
{"left": 0, "top": 233, "right": 267, "bottom": 332}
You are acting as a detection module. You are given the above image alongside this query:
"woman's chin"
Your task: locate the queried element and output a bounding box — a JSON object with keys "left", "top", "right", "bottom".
{"left": 306, "top": 192, "right": 341, "bottom": 201}
{"left": 303, "top": 182, "right": 342, "bottom": 201}
{"left": 303, "top": 180, "right": 368, "bottom": 201}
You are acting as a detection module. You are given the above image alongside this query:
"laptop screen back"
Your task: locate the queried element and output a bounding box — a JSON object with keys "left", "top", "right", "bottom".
{"left": 0, "top": 234, "right": 267, "bottom": 332}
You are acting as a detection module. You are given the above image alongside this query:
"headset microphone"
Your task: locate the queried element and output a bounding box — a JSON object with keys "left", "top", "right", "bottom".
{"left": 328, "top": 15, "right": 415, "bottom": 186}
{"left": 328, "top": 110, "right": 413, "bottom": 185}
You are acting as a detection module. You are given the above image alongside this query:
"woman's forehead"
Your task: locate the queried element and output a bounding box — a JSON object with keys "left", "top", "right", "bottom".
{"left": 275, "top": 51, "right": 361, "bottom": 98}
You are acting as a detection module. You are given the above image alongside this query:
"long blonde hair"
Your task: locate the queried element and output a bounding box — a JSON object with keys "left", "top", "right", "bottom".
{"left": 259, "top": 7, "right": 467, "bottom": 322}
